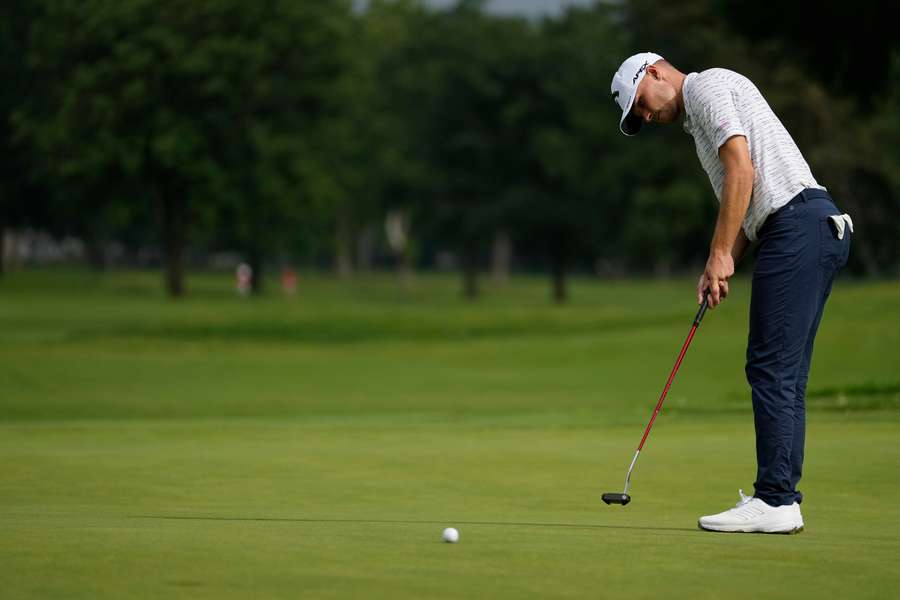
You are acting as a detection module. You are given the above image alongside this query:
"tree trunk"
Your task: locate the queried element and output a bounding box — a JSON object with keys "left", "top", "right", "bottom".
{"left": 653, "top": 259, "right": 672, "bottom": 278}
{"left": 161, "top": 194, "right": 186, "bottom": 297}
{"left": 462, "top": 245, "right": 479, "bottom": 300}
{"left": 0, "top": 221, "right": 5, "bottom": 277}
{"left": 549, "top": 242, "right": 567, "bottom": 304}
{"left": 491, "top": 230, "right": 511, "bottom": 286}
{"left": 84, "top": 235, "right": 107, "bottom": 271}
{"left": 855, "top": 235, "right": 881, "bottom": 278}
{"left": 356, "top": 224, "right": 376, "bottom": 272}
{"left": 335, "top": 210, "right": 354, "bottom": 278}
{"left": 249, "top": 247, "right": 264, "bottom": 295}
{"left": 397, "top": 248, "right": 415, "bottom": 291}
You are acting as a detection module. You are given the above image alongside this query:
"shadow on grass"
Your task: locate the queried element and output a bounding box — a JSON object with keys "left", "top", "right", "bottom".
{"left": 129, "top": 514, "right": 697, "bottom": 533}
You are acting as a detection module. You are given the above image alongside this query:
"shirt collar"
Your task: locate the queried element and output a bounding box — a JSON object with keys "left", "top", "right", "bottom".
{"left": 682, "top": 72, "right": 698, "bottom": 135}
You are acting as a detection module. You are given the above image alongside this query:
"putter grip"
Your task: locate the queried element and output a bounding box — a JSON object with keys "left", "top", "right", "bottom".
{"left": 693, "top": 290, "right": 710, "bottom": 326}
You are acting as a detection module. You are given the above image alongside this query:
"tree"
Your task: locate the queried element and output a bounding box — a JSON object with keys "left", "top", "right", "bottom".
{"left": 392, "top": 2, "right": 533, "bottom": 298}
{"left": 0, "top": 1, "right": 50, "bottom": 275}
{"left": 194, "top": 1, "right": 355, "bottom": 292}
{"left": 15, "top": 0, "right": 354, "bottom": 295}
{"left": 516, "top": 4, "right": 633, "bottom": 300}
{"left": 356, "top": 1, "right": 434, "bottom": 281}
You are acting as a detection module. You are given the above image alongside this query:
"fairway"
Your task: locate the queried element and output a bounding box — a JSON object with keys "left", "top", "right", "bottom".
{"left": 2, "top": 271, "right": 899, "bottom": 599}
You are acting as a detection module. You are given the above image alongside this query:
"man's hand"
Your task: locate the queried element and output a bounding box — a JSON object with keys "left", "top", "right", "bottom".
{"left": 697, "top": 251, "right": 735, "bottom": 308}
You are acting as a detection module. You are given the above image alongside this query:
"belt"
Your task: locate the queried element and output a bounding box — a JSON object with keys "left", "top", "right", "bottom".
{"left": 782, "top": 187, "right": 832, "bottom": 209}
{"left": 760, "top": 188, "right": 831, "bottom": 235}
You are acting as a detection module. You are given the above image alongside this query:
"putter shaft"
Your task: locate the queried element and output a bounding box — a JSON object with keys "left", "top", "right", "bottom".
{"left": 623, "top": 449, "right": 640, "bottom": 495}
{"left": 607, "top": 293, "right": 710, "bottom": 502}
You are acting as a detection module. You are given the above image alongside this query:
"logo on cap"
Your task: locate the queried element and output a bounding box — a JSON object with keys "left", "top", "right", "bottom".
{"left": 632, "top": 61, "right": 649, "bottom": 85}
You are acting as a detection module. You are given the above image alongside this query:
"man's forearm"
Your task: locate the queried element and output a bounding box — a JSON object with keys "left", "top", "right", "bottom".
{"left": 711, "top": 168, "right": 753, "bottom": 260}
{"left": 700, "top": 135, "right": 754, "bottom": 307}
{"left": 731, "top": 228, "right": 750, "bottom": 264}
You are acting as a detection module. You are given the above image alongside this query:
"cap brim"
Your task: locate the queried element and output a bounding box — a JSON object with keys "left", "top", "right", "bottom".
{"left": 617, "top": 68, "right": 649, "bottom": 136}
{"left": 621, "top": 112, "right": 643, "bottom": 136}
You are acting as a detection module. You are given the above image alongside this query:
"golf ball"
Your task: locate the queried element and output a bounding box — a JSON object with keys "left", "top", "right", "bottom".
{"left": 442, "top": 527, "right": 459, "bottom": 543}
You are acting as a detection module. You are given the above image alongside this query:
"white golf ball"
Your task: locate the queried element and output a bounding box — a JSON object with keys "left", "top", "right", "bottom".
{"left": 442, "top": 527, "right": 459, "bottom": 543}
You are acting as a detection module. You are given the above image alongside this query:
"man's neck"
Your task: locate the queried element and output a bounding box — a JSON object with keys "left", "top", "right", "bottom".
{"left": 672, "top": 70, "right": 687, "bottom": 113}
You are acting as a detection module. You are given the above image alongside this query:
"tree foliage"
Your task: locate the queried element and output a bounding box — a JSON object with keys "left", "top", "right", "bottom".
{"left": 2, "top": 0, "right": 898, "bottom": 295}
{"left": 13, "top": 0, "right": 353, "bottom": 293}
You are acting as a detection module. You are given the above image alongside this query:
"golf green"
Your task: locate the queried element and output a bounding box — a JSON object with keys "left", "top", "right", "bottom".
{"left": 2, "top": 270, "right": 898, "bottom": 598}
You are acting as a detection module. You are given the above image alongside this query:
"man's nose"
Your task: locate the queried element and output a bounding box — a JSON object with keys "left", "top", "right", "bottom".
{"left": 644, "top": 110, "right": 653, "bottom": 123}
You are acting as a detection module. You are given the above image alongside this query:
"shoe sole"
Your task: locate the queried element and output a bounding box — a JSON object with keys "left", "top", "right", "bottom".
{"left": 698, "top": 522, "right": 804, "bottom": 535}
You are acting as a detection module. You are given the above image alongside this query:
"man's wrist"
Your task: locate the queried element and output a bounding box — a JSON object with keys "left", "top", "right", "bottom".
{"left": 710, "top": 247, "right": 732, "bottom": 260}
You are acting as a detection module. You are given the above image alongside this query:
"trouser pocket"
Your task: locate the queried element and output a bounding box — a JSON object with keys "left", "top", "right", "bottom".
{"left": 820, "top": 213, "right": 852, "bottom": 269}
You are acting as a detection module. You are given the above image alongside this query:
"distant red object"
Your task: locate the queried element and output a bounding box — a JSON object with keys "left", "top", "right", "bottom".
{"left": 281, "top": 268, "right": 298, "bottom": 296}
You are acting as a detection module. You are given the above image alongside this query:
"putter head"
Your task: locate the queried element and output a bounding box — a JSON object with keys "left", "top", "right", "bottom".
{"left": 602, "top": 492, "right": 631, "bottom": 506}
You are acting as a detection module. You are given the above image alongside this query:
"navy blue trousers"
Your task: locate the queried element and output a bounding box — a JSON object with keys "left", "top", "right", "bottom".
{"left": 747, "top": 188, "right": 851, "bottom": 507}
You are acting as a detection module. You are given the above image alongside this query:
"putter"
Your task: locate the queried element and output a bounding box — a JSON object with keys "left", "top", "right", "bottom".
{"left": 602, "top": 291, "right": 711, "bottom": 506}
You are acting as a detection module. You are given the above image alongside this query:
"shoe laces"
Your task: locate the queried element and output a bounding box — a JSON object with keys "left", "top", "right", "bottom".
{"left": 730, "top": 489, "right": 767, "bottom": 519}
{"left": 735, "top": 489, "right": 753, "bottom": 508}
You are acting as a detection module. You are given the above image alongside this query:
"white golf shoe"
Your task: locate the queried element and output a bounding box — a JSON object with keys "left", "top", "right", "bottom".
{"left": 698, "top": 490, "right": 804, "bottom": 534}
{"left": 793, "top": 501, "right": 805, "bottom": 530}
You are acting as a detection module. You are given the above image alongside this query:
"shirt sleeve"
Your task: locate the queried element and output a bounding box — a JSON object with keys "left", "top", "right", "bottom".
{"left": 692, "top": 81, "right": 746, "bottom": 150}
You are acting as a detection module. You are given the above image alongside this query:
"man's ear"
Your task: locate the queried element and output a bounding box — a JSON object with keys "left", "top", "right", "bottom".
{"left": 646, "top": 65, "right": 661, "bottom": 80}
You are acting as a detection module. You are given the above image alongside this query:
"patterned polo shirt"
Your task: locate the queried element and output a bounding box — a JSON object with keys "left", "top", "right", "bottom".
{"left": 682, "top": 68, "right": 825, "bottom": 241}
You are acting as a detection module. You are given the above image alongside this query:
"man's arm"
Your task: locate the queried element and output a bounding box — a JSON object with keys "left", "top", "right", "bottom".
{"left": 697, "top": 135, "right": 754, "bottom": 307}
{"left": 731, "top": 227, "right": 750, "bottom": 264}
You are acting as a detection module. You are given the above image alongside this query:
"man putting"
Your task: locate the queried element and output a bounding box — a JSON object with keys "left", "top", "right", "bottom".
{"left": 610, "top": 53, "right": 852, "bottom": 533}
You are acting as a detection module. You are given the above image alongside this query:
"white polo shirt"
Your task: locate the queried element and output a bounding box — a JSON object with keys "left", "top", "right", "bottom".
{"left": 682, "top": 68, "right": 825, "bottom": 241}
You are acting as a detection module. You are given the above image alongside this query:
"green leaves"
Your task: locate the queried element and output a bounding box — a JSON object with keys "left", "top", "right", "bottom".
{"left": 3, "top": 0, "right": 898, "bottom": 291}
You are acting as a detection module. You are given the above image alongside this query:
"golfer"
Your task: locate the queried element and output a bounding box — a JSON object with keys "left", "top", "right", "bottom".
{"left": 610, "top": 53, "right": 852, "bottom": 533}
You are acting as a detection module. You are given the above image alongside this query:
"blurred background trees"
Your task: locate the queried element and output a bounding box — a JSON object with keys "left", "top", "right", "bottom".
{"left": 2, "top": 0, "right": 898, "bottom": 295}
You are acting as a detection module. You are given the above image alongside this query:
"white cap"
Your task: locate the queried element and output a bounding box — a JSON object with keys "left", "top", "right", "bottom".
{"left": 610, "top": 52, "right": 664, "bottom": 136}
